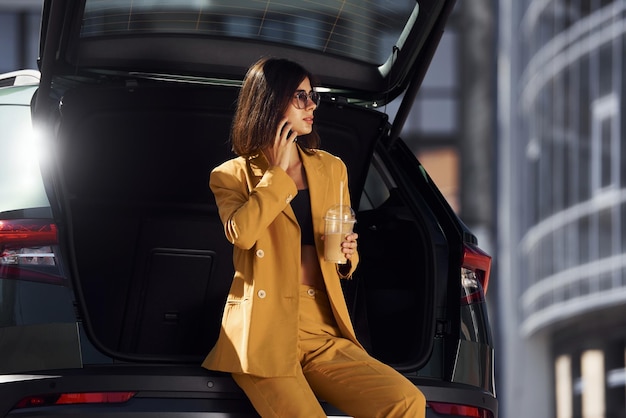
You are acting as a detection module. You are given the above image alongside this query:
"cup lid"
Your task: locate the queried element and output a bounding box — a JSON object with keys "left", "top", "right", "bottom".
{"left": 324, "top": 204, "right": 355, "bottom": 221}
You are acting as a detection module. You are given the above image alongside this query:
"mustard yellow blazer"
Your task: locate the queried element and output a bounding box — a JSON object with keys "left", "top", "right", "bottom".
{"left": 201, "top": 147, "right": 361, "bottom": 377}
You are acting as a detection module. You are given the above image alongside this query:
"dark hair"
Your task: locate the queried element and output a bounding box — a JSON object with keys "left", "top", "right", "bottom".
{"left": 231, "top": 57, "right": 320, "bottom": 156}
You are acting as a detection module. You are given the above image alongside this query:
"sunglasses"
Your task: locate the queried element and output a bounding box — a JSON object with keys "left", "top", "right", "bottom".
{"left": 293, "top": 90, "right": 320, "bottom": 109}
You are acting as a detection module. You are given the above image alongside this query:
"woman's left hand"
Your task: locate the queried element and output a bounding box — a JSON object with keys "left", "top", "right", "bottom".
{"left": 342, "top": 232, "right": 358, "bottom": 260}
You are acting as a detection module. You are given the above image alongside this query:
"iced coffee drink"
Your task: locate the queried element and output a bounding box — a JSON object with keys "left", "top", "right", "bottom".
{"left": 324, "top": 204, "right": 356, "bottom": 264}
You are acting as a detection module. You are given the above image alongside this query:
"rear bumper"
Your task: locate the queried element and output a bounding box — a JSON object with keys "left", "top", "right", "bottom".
{"left": 0, "top": 366, "right": 497, "bottom": 417}
{"left": 418, "top": 378, "right": 498, "bottom": 417}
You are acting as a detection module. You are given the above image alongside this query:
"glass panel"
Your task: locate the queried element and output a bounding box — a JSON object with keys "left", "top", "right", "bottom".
{"left": 622, "top": 202, "right": 626, "bottom": 254}
{"left": 25, "top": 12, "right": 41, "bottom": 70}
{"left": 597, "top": 208, "right": 613, "bottom": 258}
{"left": 578, "top": 215, "right": 590, "bottom": 264}
{"left": 0, "top": 91, "right": 50, "bottom": 213}
{"left": 0, "top": 14, "right": 18, "bottom": 73}
{"left": 600, "top": 118, "right": 612, "bottom": 188}
{"left": 598, "top": 43, "right": 613, "bottom": 97}
{"left": 81, "top": 0, "right": 418, "bottom": 65}
{"left": 416, "top": 97, "right": 456, "bottom": 134}
{"left": 578, "top": 55, "right": 591, "bottom": 201}
{"left": 421, "top": 31, "right": 457, "bottom": 89}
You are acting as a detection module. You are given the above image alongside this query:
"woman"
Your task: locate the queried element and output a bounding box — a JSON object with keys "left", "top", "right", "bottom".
{"left": 202, "top": 57, "right": 425, "bottom": 418}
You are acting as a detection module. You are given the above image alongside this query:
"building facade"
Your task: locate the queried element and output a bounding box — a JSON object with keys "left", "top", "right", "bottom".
{"left": 499, "top": 0, "right": 626, "bottom": 417}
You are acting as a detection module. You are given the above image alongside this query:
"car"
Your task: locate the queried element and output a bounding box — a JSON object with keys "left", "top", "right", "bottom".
{"left": 0, "top": 0, "right": 497, "bottom": 417}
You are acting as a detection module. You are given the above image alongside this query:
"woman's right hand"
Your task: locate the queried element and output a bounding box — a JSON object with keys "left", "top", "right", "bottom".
{"left": 266, "top": 118, "right": 298, "bottom": 171}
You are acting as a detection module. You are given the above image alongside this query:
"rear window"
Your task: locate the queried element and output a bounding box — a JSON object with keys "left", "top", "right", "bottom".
{"left": 0, "top": 86, "right": 50, "bottom": 214}
{"left": 80, "top": 0, "right": 419, "bottom": 65}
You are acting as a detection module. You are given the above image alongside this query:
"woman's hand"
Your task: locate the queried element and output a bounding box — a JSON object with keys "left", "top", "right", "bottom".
{"left": 342, "top": 232, "right": 359, "bottom": 260}
{"left": 265, "top": 118, "right": 298, "bottom": 171}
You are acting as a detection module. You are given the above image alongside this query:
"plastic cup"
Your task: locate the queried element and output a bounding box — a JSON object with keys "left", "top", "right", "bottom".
{"left": 324, "top": 204, "right": 356, "bottom": 264}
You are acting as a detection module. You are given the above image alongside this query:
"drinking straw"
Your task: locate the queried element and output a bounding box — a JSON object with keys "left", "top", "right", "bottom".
{"left": 340, "top": 180, "right": 344, "bottom": 209}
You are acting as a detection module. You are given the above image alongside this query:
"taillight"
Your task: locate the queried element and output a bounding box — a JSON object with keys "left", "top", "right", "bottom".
{"left": 0, "top": 219, "right": 64, "bottom": 284}
{"left": 13, "top": 392, "right": 136, "bottom": 409}
{"left": 429, "top": 401, "right": 493, "bottom": 418}
{"left": 461, "top": 243, "right": 491, "bottom": 305}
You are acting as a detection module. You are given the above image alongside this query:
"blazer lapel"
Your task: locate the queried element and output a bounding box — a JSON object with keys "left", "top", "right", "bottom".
{"left": 247, "top": 149, "right": 332, "bottom": 227}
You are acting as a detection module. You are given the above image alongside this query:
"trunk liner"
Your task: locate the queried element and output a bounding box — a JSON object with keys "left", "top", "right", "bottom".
{"left": 53, "top": 81, "right": 431, "bottom": 365}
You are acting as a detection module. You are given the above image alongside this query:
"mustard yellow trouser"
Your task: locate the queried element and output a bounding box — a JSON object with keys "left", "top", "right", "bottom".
{"left": 232, "top": 285, "right": 426, "bottom": 418}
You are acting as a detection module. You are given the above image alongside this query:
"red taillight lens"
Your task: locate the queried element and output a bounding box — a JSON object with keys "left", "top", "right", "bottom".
{"left": 14, "top": 392, "right": 136, "bottom": 409}
{"left": 429, "top": 401, "right": 493, "bottom": 418}
{"left": 460, "top": 243, "right": 491, "bottom": 304}
{"left": 462, "top": 243, "right": 491, "bottom": 293}
{"left": 0, "top": 219, "right": 57, "bottom": 247}
{"left": 0, "top": 219, "right": 64, "bottom": 284}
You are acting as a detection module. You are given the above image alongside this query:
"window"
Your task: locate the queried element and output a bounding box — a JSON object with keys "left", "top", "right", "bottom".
{"left": 80, "top": 0, "right": 417, "bottom": 66}
{"left": 404, "top": 29, "right": 460, "bottom": 212}
{"left": 591, "top": 94, "right": 619, "bottom": 193}
{"left": 0, "top": 11, "right": 41, "bottom": 73}
{"left": 0, "top": 88, "right": 50, "bottom": 213}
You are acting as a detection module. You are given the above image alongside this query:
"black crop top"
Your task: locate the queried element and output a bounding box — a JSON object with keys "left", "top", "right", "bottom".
{"left": 291, "top": 189, "right": 315, "bottom": 245}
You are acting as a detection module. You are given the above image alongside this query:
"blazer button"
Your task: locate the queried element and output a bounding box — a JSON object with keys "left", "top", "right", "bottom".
{"left": 256, "top": 249, "right": 264, "bottom": 258}
{"left": 257, "top": 289, "right": 267, "bottom": 299}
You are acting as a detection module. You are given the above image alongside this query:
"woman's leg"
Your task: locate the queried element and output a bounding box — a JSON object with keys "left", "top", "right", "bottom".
{"left": 232, "top": 370, "right": 327, "bottom": 418}
{"left": 298, "top": 286, "right": 426, "bottom": 418}
{"left": 301, "top": 337, "right": 426, "bottom": 418}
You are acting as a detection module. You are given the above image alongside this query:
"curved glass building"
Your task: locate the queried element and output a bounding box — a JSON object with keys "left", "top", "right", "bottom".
{"left": 499, "top": 1, "right": 626, "bottom": 417}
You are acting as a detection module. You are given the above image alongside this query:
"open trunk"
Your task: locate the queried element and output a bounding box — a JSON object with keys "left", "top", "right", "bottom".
{"left": 49, "top": 79, "right": 438, "bottom": 367}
